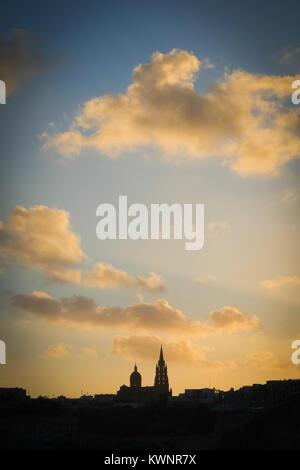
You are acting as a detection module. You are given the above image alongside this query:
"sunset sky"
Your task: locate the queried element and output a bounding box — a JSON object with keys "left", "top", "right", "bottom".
{"left": 0, "top": 0, "right": 300, "bottom": 397}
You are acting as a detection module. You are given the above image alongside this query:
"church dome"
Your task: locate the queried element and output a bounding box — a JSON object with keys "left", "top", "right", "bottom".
{"left": 130, "top": 364, "right": 142, "bottom": 388}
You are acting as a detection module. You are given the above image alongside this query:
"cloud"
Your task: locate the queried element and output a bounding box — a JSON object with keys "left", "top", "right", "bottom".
{"left": 279, "top": 46, "right": 300, "bottom": 65}
{"left": 85, "top": 262, "right": 165, "bottom": 292}
{"left": 244, "top": 351, "right": 289, "bottom": 370}
{"left": 282, "top": 189, "right": 298, "bottom": 206}
{"left": 208, "top": 221, "right": 229, "bottom": 236}
{"left": 0, "top": 205, "right": 84, "bottom": 284}
{"left": 112, "top": 334, "right": 236, "bottom": 369}
{"left": 11, "top": 291, "right": 260, "bottom": 335}
{"left": 0, "top": 205, "right": 165, "bottom": 292}
{"left": 204, "top": 306, "right": 260, "bottom": 331}
{"left": 0, "top": 29, "right": 57, "bottom": 95}
{"left": 261, "top": 275, "right": 300, "bottom": 288}
{"left": 195, "top": 275, "right": 217, "bottom": 285}
{"left": 43, "top": 343, "right": 71, "bottom": 358}
{"left": 42, "top": 48, "right": 300, "bottom": 176}
{"left": 81, "top": 346, "right": 98, "bottom": 357}
{"left": 202, "top": 58, "right": 215, "bottom": 70}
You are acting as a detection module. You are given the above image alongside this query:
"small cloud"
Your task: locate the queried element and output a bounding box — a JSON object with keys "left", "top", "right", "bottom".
{"left": 84, "top": 262, "right": 166, "bottom": 292}
{"left": 0, "top": 205, "right": 84, "bottom": 284}
{"left": 195, "top": 275, "right": 217, "bottom": 285}
{"left": 261, "top": 275, "right": 300, "bottom": 289}
{"left": 202, "top": 58, "right": 214, "bottom": 69}
{"left": 0, "top": 29, "right": 60, "bottom": 95}
{"left": 43, "top": 343, "right": 71, "bottom": 359}
{"left": 208, "top": 221, "right": 229, "bottom": 237}
{"left": 244, "top": 351, "right": 289, "bottom": 370}
{"left": 81, "top": 346, "right": 98, "bottom": 357}
{"left": 282, "top": 189, "right": 298, "bottom": 206}
{"left": 279, "top": 46, "right": 300, "bottom": 65}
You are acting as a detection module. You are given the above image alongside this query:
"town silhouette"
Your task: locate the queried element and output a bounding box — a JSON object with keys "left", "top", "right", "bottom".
{"left": 0, "top": 346, "right": 299, "bottom": 450}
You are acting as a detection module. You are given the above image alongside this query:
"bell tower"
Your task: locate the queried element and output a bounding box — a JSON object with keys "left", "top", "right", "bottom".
{"left": 154, "top": 346, "right": 169, "bottom": 393}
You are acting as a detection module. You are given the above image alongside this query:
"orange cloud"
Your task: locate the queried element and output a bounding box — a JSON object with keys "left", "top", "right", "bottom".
{"left": 261, "top": 275, "right": 300, "bottom": 288}
{"left": 85, "top": 262, "right": 165, "bottom": 292}
{"left": 0, "top": 205, "right": 165, "bottom": 292}
{"left": 43, "top": 343, "right": 71, "bottom": 359}
{"left": 204, "top": 306, "right": 260, "bottom": 331}
{"left": 42, "top": 48, "right": 300, "bottom": 176}
{"left": 11, "top": 291, "right": 260, "bottom": 335}
{"left": 244, "top": 351, "right": 289, "bottom": 370}
{"left": 0, "top": 205, "right": 84, "bottom": 284}
{"left": 81, "top": 346, "right": 98, "bottom": 357}
{"left": 112, "top": 334, "right": 236, "bottom": 369}
{"left": 195, "top": 275, "right": 217, "bottom": 285}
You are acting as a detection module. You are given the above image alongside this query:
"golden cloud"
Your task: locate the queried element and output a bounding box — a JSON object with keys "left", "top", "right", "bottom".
{"left": 42, "top": 48, "right": 300, "bottom": 176}
{"left": 43, "top": 343, "right": 71, "bottom": 359}
{"left": 0, "top": 205, "right": 84, "bottom": 284}
{"left": 244, "top": 351, "right": 289, "bottom": 370}
{"left": 261, "top": 275, "right": 300, "bottom": 288}
{"left": 195, "top": 275, "right": 217, "bottom": 285}
{"left": 85, "top": 262, "right": 165, "bottom": 292}
{"left": 112, "top": 334, "right": 236, "bottom": 369}
{"left": 11, "top": 291, "right": 260, "bottom": 335}
{"left": 81, "top": 346, "right": 98, "bottom": 357}
{"left": 0, "top": 205, "right": 165, "bottom": 292}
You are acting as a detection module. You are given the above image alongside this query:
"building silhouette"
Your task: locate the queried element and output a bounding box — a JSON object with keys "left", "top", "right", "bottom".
{"left": 117, "top": 346, "right": 172, "bottom": 403}
{"left": 130, "top": 364, "right": 142, "bottom": 388}
{"left": 154, "top": 346, "right": 169, "bottom": 393}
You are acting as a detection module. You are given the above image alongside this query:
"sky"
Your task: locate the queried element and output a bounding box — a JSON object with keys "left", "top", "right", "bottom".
{"left": 0, "top": 0, "right": 300, "bottom": 397}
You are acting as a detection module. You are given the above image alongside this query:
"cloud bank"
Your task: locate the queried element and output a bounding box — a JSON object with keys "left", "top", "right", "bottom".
{"left": 11, "top": 291, "right": 260, "bottom": 335}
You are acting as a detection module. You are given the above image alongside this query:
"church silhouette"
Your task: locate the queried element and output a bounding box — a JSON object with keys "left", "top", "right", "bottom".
{"left": 117, "top": 346, "right": 172, "bottom": 403}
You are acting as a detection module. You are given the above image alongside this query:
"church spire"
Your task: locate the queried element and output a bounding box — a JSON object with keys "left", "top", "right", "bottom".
{"left": 159, "top": 345, "right": 164, "bottom": 363}
{"left": 154, "top": 345, "right": 169, "bottom": 393}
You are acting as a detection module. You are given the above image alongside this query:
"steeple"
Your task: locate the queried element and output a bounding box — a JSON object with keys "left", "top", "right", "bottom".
{"left": 154, "top": 346, "right": 169, "bottom": 393}
{"left": 159, "top": 345, "right": 164, "bottom": 363}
